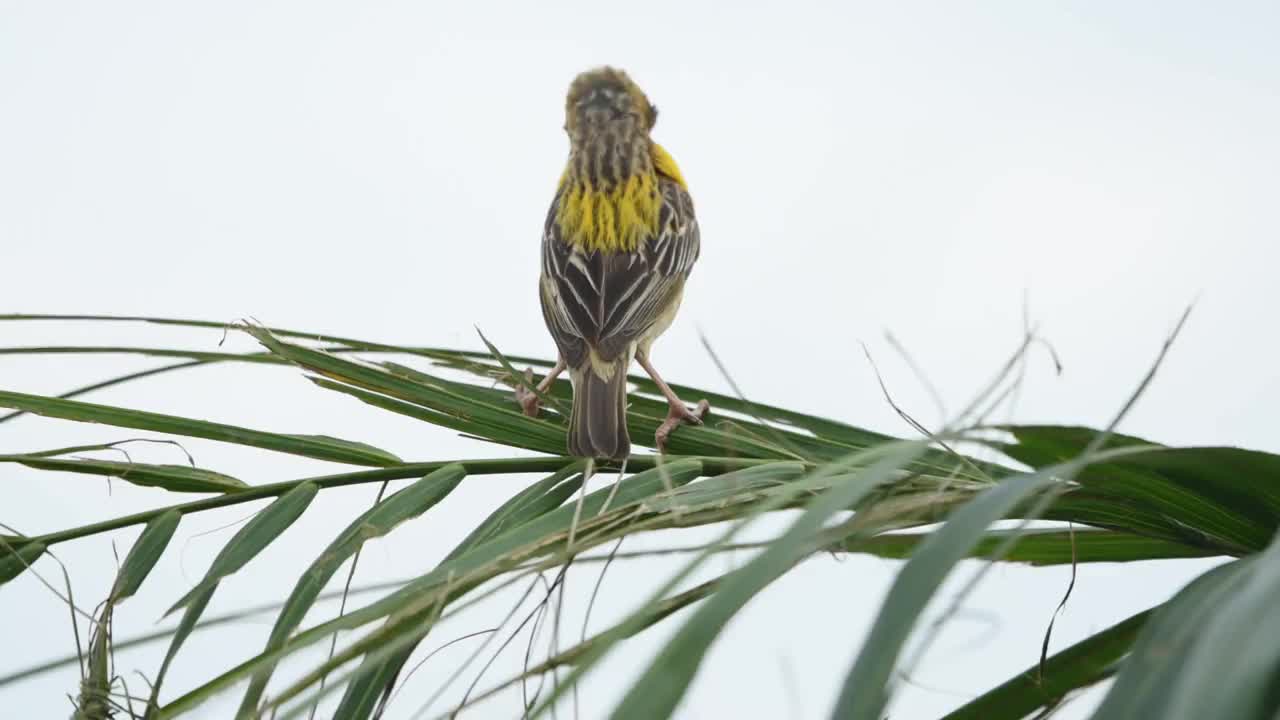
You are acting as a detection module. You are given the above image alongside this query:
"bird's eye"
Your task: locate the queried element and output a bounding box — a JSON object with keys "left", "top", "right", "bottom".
{"left": 649, "top": 104, "right": 659, "bottom": 127}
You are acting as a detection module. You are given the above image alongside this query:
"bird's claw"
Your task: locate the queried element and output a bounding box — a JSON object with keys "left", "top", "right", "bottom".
{"left": 515, "top": 368, "right": 540, "bottom": 418}
{"left": 655, "top": 399, "right": 710, "bottom": 454}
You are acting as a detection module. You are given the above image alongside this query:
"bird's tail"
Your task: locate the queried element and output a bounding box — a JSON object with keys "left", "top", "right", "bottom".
{"left": 567, "top": 359, "right": 631, "bottom": 460}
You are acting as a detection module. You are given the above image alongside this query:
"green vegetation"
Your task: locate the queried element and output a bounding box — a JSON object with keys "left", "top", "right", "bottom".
{"left": 2, "top": 313, "right": 1277, "bottom": 719}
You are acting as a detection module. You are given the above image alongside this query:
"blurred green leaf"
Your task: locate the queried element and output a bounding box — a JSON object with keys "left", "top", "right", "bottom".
{"left": 1094, "top": 532, "right": 1280, "bottom": 720}
{"left": 611, "top": 449, "right": 922, "bottom": 720}
{"left": 1091, "top": 558, "right": 1252, "bottom": 720}
{"left": 848, "top": 527, "right": 1219, "bottom": 566}
{"left": 1156, "top": 540, "right": 1280, "bottom": 719}
{"left": 941, "top": 608, "right": 1153, "bottom": 720}
{"left": 832, "top": 469, "right": 1062, "bottom": 720}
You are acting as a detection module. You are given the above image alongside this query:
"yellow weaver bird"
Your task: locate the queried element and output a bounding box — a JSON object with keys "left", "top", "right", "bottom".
{"left": 517, "top": 67, "right": 709, "bottom": 459}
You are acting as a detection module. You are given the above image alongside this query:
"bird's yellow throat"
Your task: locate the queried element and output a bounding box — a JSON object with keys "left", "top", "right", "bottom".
{"left": 555, "top": 143, "right": 687, "bottom": 254}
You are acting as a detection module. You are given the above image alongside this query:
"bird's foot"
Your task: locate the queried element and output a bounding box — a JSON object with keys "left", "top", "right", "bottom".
{"left": 655, "top": 399, "right": 710, "bottom": 454}
{"left": 515, "top": 368, "right": 541, "bottom": 418}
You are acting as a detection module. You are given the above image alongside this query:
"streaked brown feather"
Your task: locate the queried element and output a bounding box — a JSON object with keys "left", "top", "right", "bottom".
{"left": 540, "top": 177, "right": 699, "bottom": 370}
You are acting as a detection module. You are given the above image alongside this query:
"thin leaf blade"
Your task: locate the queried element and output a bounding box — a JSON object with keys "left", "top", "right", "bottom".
{"left": 3, "top": 455, "right": 245, "bottom": 494}
{"left": 111, "top": 509, "right": 182, "bottom": 602}
{"left": 0, "top": 389, "right": 401, "bottom": 467}
{"left": 334, "top": 463, "right": 583, "bottom": 720}
{"left": 235, "top": 464, "right": 467, "bottom": 717}
{"left": 167, "top": 482, "right": 320, "bottom": 615}
{"left": 0, "top": 541, "right": 46, "bottom": 587}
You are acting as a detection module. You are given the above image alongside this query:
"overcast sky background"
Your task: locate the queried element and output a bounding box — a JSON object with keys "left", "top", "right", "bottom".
{"left": 2, "top": 2, "right": 1278, "bottom": 718}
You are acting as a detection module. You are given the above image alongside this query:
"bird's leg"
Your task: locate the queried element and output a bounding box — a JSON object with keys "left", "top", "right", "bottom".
{"left": 515, "top": 358, "right": 566, "bottom": 418}
{"left": 636, "top": 350, "right": 710, "bottom": 453}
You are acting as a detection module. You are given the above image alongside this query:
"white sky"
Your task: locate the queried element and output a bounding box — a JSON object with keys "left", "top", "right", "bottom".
{"left": 2, "top": 2, "right": 1278, "bottom": 718}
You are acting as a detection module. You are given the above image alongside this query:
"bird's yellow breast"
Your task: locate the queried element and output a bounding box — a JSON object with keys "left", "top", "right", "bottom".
{"left": 555, "top": 143, "right": 688, "bottom": 254}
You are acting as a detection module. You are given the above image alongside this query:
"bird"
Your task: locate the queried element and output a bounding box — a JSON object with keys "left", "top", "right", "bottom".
{"left": 516, "top": 67, "right": 709, "bottom": 460}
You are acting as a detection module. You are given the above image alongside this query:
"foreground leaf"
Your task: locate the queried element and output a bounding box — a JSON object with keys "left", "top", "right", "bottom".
{"left": 1095, "top": 531, "right": 1280, "bottom": 720}
{"left": 941, "top": 608, "right": 1152, "bottom": 720}
{"left": 1160, "top": 541, "right": 1280, "bottom": 719}
{"left": 848, "top": 527, "right": 1219, "bottom": 566}
{"left": 1091, "top": 558, "right": 1252, "bottom": 720}
{"left": 832, "top": 469, "right": 1062, "bottom": 720}
{"left": 611, "top": 449, "right": 921, "bottom": 720}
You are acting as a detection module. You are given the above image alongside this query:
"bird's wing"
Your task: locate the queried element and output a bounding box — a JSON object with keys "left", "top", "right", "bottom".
{"left": 540, "top": 177, "right": 699, "bottom": 367}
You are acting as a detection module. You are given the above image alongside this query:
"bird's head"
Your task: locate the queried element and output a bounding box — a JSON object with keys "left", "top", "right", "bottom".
{"left": 564, "top": 67, "right": 658, "bottom": 145}
{"left": 555, "top": 67, "right": 682, "bottom": 252}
